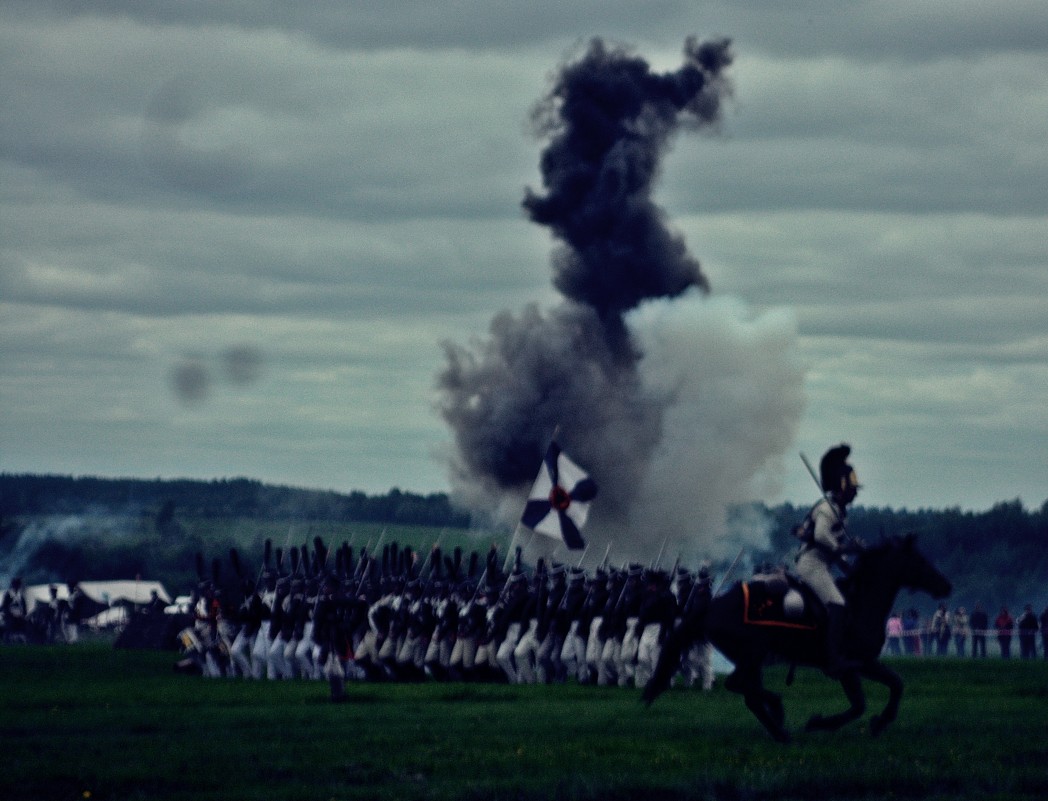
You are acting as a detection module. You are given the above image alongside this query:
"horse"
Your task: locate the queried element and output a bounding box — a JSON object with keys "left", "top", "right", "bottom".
{"left": 642, "top": 534, "right": 951, "bottom": 743}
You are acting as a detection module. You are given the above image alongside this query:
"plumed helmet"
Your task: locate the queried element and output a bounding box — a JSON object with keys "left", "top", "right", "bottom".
{"left": 820, "top": 443, "right": 860, "bottom": 496}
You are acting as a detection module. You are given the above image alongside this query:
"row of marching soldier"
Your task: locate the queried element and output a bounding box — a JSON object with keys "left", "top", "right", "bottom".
{"left": 175, "top": 538, "right": 716, "bottom": 698}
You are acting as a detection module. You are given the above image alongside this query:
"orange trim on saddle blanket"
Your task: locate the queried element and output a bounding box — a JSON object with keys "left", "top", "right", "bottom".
{"left": 741, "top": 582, "right": 818, "bottom": 630}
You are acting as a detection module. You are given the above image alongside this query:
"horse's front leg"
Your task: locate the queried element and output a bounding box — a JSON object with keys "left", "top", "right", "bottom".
{"left": 727, "top": 667, "right": 790, "bottom": 744}
{"left": 860, "top": 659, "right": 903, "bottom": 736}
{"left": 805, "top": 669, "right": 866, "bottom": 733}
{"left": 744, "top": 687, "right": 790, "bottom": 744}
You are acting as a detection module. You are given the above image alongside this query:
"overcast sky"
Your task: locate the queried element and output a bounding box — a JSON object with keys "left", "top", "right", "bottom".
{"left": 2, "top": 2, "right": 1046, "bottom": 516}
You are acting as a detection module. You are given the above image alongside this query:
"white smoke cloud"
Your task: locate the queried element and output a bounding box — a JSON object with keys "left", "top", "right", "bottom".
{"left": 1, "top": 516, "right": 82, "bottom": 587}
{"left": 608, "top": 291, "right": 806, "bottom": 564}
{"left": 0, "top": 513, "right": 139, "bottom": 587}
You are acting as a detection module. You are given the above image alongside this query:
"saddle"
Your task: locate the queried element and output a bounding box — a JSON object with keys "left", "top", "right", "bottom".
{"left": 742, "top": 570, "right": 823, "bottom": 631}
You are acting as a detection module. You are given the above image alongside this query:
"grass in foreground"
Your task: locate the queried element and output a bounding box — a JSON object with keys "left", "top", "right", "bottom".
{"left": 3, "top": 644, "right": 1047, "bottom": 801}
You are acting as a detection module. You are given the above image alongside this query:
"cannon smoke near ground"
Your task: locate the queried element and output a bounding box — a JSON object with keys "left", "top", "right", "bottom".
{"left": 436, "top": 38, "right": 807, "bottom": 565}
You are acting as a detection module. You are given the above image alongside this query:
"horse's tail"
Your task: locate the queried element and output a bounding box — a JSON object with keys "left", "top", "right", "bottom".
{"left": 641, "top": 599, "right": 707, "bottom": 706}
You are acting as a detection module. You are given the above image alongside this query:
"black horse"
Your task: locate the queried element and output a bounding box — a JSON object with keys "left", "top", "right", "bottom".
{"left": 643, "top": 534, "right": 951, "bottom": 743}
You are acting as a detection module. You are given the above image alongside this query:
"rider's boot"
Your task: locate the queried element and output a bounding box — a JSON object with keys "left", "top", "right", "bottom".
{"left": 824, "top": 603, "right": 858, "bottom": 678}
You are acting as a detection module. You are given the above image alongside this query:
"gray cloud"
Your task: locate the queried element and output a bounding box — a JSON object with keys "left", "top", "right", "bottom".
{"left": 10, "top": 2, "right": 1048, "bottom": 59}
{"left": 1, "top": 3, "right": 1046, "bottom": 516}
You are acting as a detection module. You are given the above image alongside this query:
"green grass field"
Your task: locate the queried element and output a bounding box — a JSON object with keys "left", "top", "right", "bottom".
{"left": 2, "top": 644, "right": 1046, "bottom": 801}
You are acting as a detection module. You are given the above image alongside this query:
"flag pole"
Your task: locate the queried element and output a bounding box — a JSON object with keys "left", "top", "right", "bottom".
{"left": 507, "top": 424, "right": 560, "bottom": 575}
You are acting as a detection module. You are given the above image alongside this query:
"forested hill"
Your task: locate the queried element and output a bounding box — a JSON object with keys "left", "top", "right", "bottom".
{"left": 1, "top": 474, "right": 1046, "bottom": 612}
{"left": 0, "top": 474, "right": 470, "bottom": 527}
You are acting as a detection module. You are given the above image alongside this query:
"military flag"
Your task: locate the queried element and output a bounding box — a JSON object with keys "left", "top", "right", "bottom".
{"left": 520, "top": 440, "right": 598, "bottom": 550}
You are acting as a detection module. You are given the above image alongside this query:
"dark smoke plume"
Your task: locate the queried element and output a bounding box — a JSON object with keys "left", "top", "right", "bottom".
{"left": 523, "top": 36, "right": 731, "bottom": 332}
{"left": 437, "top": 38, "right": 804, "bottom": 564}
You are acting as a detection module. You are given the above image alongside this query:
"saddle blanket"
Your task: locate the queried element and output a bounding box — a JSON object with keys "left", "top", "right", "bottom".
{"left": 741, "top": 581, "right": 819, "bottom": 631}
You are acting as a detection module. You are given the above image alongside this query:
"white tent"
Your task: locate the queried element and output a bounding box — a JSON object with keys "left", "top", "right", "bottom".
{"left": 83, "top": 606, "right": 131, "bottom": 629}
{"left": 25, "top": 580, "right": 171, "bottom": 615}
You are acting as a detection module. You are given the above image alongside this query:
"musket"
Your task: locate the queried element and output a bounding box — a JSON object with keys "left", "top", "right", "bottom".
{"left": 373, "top": 529, "right": 387, "bottom": 566}
{"left": 575, "top": 545, "right": 589, "bottom": 569}
{"left": 578, "top": 544, "right": 610, "bottom": 616}
{"left": 609, "top": 564, "right": 633, "bottom": 614}
{"left": 229, "top": 547, "right": 245, "bottom": 587}
{"left": 419, "top": 530, "right": 447, "bottom": 594}
{"left": 598, "top": 542, "right": 612, "bottom": 573}
{"left": 354, "top": 542, "right": 378, "bottom": 598}
{"left": 493, "top": 545, "right": 524, "bottom": 608}
{"left": 255, "top": 538, "right": 272, "bottom": 590}
{"left": 505, "top": 528, "right": 539, "bottom": 577}
{"left": 283, "top": 523, "right": 295, "bottom": 561}
{"left": 359, "top": 538, "right": 374, "bottom": 574}
{"left": 651, "top": 536, "right": 669, "bottom": 571}
{"left": 502, "top": 521, "right": 524, "bottom": 575}
{"left": 419, "top": 530, "right": 446, "bottom": 576}
{"left": 313, "top": 536, "right": 329, "bottom": 574}
{"left": 467, "top": 564, "right": 490, "bottom": 607}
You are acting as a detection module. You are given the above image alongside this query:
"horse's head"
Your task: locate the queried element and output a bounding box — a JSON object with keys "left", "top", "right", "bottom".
{"left": 888, "top": 533, "right": 952, "bottom": 599}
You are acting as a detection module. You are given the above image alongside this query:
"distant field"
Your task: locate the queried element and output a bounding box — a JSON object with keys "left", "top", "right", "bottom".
{"left": 3, "top": 645, "right": 1047, "bottom": 801}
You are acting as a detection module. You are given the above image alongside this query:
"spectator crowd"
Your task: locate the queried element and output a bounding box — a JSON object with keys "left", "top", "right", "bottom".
{"left": 884, "top": 602, "right": 1048, "bottom": 659}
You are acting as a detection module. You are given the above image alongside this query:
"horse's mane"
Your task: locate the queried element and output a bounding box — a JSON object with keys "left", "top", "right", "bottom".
{"left": 837, "top": 534, "right": 909, "bottom": 597}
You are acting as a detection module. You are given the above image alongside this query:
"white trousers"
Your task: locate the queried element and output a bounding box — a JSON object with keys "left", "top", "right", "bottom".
{"left": 634, "top": 622, "right": 662, "bottom": 688}
{"left": 496, "top": 622, "right": 522, "bottom": 683}
{"left": 513, "top": 620, "right": 540, "bottom": 684}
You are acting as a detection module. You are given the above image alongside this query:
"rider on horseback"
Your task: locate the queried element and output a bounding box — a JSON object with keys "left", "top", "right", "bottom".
{"left": 795, "top": 444, "right": 864, "bottom": 677}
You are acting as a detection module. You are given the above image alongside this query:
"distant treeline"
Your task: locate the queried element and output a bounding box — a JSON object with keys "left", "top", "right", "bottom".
{"left": 0, "top": 474, "right": 471, "bottom": 528}
{"left": 1, "top": 474, "right": 1046, "bottom": 612}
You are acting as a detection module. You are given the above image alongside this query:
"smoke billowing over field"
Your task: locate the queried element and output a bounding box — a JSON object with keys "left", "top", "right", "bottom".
{"left": 436, "top": 38, "right": 806, "bottom": 564}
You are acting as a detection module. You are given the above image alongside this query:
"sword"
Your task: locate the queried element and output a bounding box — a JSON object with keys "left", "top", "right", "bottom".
{"left": 714, "top": 548, "right": 745, "bottom": 596}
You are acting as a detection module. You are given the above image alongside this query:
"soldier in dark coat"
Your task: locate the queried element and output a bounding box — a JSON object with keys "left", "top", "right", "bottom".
{"left": 535, "top": 564, "right": 568, "bottom": 683}
{"left": 313, "top": 574, "right": 350, "bottom": 700}
{"left": 575, "top": 570, "right": 609, "bottom": 684}
{"left": 493, "top": 572, "right": 532, "bottom": 683}
{"left": 682, "top": 564, "right": 715, "bottom": 690}
{"left": 601, "top": 565, "right": 643, "bottom": 687}
{"left": 634, "top": 570, "right": 678, "bottom": 688}
{"left": 395, "top": 580, "right": 429, "bottom": 681}
{"left": 550, "top": 568, "right": 588, "bottom": 683}
{"left": 513, "top": 567, "right": 550, "bottom": 684}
